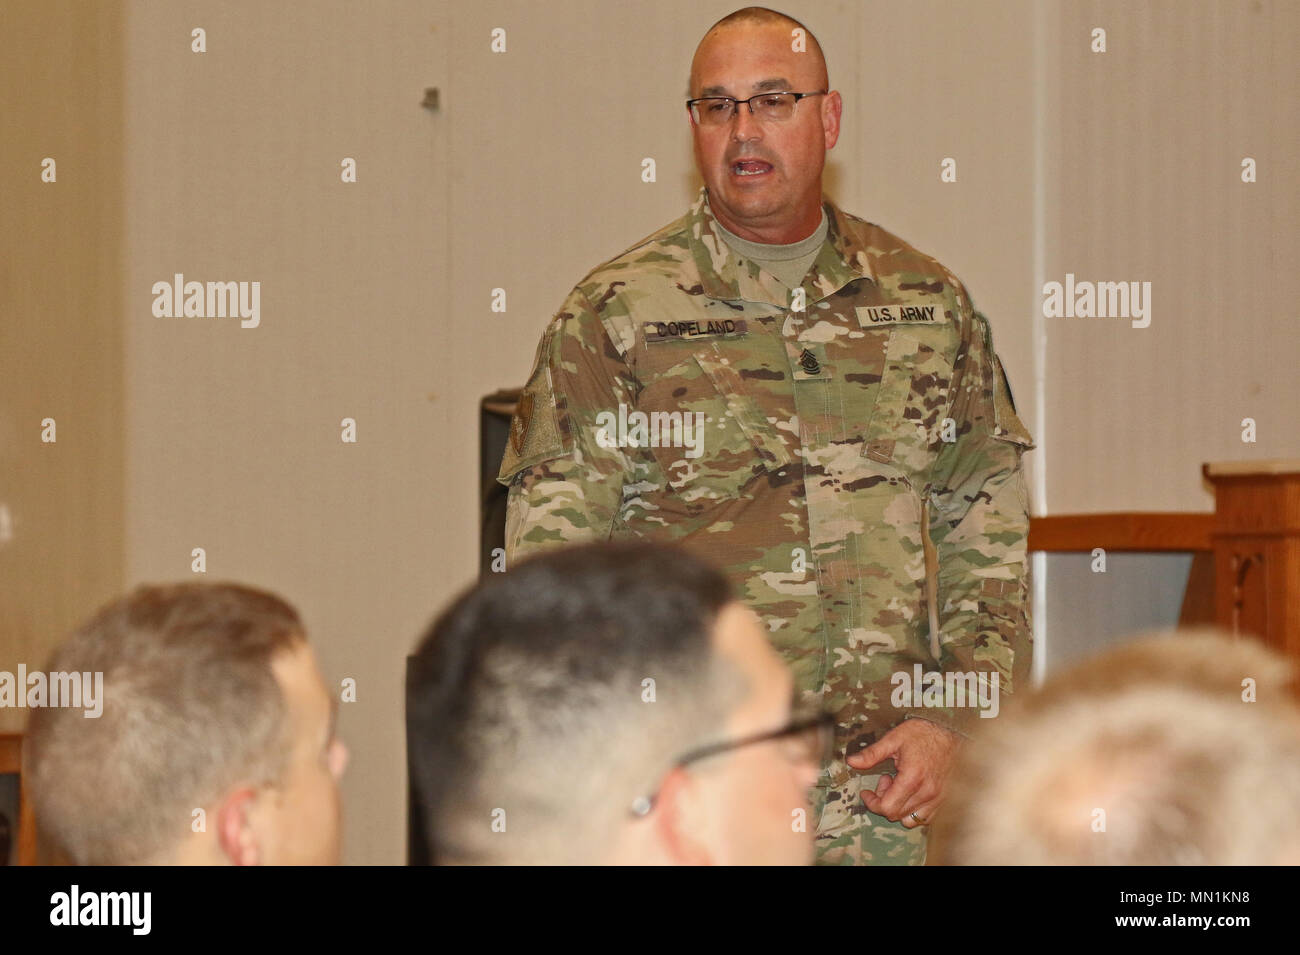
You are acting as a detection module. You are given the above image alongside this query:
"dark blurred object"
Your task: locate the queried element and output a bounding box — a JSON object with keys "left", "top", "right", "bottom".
{"left": 480, "top": 389, "right": 519, "bottom": 577}
{"left": 407, "top": 390, "right": 521, "bottom": 864}
{"left": 0, "top": 735, "right": 37, "bottom": 865}
{"left": 406, "top": 654, "right": 430, "bottom": 866}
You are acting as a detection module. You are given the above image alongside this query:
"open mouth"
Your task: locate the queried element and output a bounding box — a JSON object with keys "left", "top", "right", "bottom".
{"left": 731, "top": 159, "right": 773, "bottom": 177}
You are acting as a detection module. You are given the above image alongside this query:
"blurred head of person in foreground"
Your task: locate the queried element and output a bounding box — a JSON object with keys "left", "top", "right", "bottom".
{"left": 408, "top": 541, "right": 825, "bottom": 865}
{"left": 931, "top": 628, "right": 1300, "bottom": 865}
{"left": 27, "top": 582, "right": 347, "bottom": 865}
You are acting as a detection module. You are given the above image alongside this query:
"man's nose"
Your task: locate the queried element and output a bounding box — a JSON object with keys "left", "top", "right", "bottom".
{"left": 730, "top": 102, "right": 761, "bottom": 141}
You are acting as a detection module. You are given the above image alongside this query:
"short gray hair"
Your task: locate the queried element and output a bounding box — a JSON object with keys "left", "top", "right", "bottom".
{"left": 27, "top": 582, "right": 305, "bottom": 864}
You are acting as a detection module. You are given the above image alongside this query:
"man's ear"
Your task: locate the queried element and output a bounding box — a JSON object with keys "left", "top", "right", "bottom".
{"left": 653, "top": 767, "right": 714, "bottom": 866}
{"left": 823, "top": 91, "right": 842, "bottom": 150}
{"left": 215, "top": 788, "right": 260, "bottom": 866}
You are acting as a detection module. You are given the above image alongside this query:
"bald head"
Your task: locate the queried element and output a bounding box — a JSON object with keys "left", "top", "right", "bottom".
{"left": 684, "top": 7, "right": 840, "bottom": 244}
{"left": 689, "top": 7, "right": 828, "bottom": 99}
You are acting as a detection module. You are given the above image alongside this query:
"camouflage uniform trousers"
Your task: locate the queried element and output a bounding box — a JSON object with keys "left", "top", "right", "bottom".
{"left": 812, "top": 770, "right": 928, "bottom": 866}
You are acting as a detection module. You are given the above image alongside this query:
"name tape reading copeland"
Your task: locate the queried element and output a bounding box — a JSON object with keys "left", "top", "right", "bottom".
{"left": 644, "top": 319, "right": 748, "bottom": 343}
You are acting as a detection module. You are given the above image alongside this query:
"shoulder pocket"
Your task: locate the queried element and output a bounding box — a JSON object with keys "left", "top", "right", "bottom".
{"left": 496, "top": 322, "right": 571, "bottom": 485}
{"left": 989, "top": 353, "right": 1034, "bottom": 449}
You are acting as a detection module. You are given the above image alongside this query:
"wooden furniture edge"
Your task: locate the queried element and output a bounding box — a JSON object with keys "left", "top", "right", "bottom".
{"left": 0, "top": 734, "right": 38, "bottom": 866}
{"left": 1029, "top": 513, "right": 1215, "bottom": 552}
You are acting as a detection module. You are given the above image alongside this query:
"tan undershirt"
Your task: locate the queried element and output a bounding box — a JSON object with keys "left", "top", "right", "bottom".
{"left": 713, "top": 207, "right": 829, "bottom": 290}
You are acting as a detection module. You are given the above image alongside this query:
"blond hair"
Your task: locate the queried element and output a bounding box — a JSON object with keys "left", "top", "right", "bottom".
{"left": 933, "top": 630, "right": 1300, "bottom": 865}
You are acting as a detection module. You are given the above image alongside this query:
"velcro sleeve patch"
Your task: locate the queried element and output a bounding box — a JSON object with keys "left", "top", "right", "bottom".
{"left": 497, "top": 322, "right": 569, "bottom": 484}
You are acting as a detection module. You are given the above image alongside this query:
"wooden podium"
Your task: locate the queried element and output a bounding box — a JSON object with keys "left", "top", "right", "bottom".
{"left": 1203, "top": 461, "right": 1300, "bottom": 661}
{"left": 1025, "top": 460, "right": 1300, "bottom": 668}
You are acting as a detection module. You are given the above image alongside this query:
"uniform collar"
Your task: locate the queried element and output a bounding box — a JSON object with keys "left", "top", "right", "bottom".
{"left": 687, "top": 185, "right": 874, "bottom": 307}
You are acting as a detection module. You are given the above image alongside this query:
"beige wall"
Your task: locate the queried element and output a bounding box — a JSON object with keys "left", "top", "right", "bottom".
{"left": 1043, "top": 0, "right": 1300, "bottom": 514}
{"left": 123, "top": 0, "right": 452, "bottom": 865}
{"left": 0, "top": 0, "right": 126, "bottom": 734}
{"left": 4, "top": 0, "right": 1296, "bottom": 864}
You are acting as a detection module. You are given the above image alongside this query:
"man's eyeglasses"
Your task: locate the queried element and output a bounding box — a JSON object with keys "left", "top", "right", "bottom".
{"left": 686, "top": 90, "right": 828, "bottom": 126}
{"left": 629, "top": 710, "right": 834, "bottom": 817}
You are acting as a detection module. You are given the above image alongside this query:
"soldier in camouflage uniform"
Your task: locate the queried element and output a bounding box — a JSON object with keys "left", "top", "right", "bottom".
{"left": 496, "top": 7, "right": 1034, "bottom": 864}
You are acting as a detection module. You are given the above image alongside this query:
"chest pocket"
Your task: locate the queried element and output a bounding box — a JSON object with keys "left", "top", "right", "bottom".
{"left": 860, "top": 322, "right": 956, "bottom": 474}
{"left": 636, "top": 342, "right": 793, "bottom": 506}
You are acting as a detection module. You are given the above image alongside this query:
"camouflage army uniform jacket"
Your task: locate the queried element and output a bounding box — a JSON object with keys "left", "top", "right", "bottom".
{"left": 498, "top": 186, "right": 1035, "bottom": 786}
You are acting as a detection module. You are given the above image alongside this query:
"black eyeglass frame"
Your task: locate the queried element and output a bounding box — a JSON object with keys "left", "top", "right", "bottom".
{"left": 686, "top": 90, "right": 829, "bottom": 124}
{"left": 629, "top": 710, "right": 835, "bottom": 817}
